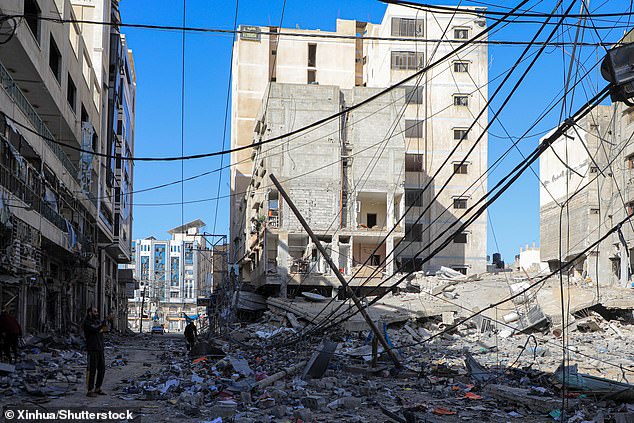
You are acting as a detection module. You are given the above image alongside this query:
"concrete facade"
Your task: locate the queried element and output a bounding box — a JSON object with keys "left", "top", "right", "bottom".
{"left": 231, "top": 4, "right": 488, "bottom": 293}
{"left": 539, "top": 103, "right": 634, "bottom": 286}
{"left": 0, "top": 0, "right": 135, "bottom": 333}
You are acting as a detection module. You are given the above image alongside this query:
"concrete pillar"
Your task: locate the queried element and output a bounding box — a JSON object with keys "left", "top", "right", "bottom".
{"left": 387, "top": 193, "right": 394, "bottom": 228}
{"left": 332, "top": 235, "right": 340, "bottom": 276}
{"left": 620, "top": 248, "right": 629, "bottom": 288}
{"left": 277, "top": 232, "right": 289, "bottom": 298}
{"left": 386, "top": 236, "right": 395, "bottom": 276}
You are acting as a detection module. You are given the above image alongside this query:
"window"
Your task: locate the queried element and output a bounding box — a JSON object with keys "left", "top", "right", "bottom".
{"left": 454, "top": 28, "right": 469, "bottom": 40}
{"left": 308, "top": 43, "right": 316, "bottom": 67}
{"left": 391, "top": 17, "right": 424, "bottom": 37}
{"left": 398, "top": 257, "right": 424, "bottom": 272}
{"left": 367, "top": 213, "right": 377, "bottom": 228}
{"left": 405, "top": 189, "right": 424, "bottom": 207}
{"left": 391, "top": 51, "right": 424, "bottom": 70}
{"left": 405, "top": 223, "right": 423, "bottom": 241}
{"left": 454, "top": 62, "right": 469, "bottom": 73}
{"left": 627, "top": 202, "right": 634, "bottom": 216}
{"left": 405, "top": 153, "right": 423, "bottom": 172}
{"left": 590, "top": 166, "right": 599, "bottom": 173}
{"left": 454, "top": 163, "right": 468, "bottom": 174}
{"left": 49, "top": 34, "right": 62, "bottom": 82}
{"left": 453, "top": 198, "right": 468, "bottom": 209}
{"left": 308, "top": 69, "right": 316, "bottom": 84}
{"left": 454, "top": 129, "right": 469, "bottom": 141}
{"left": 67, "top": 74, "right": 76, "bottom": 113}
{"left": 405, "top": 119, "right": 423, "bottom": 138}
{"left": 405, "top": 86, "right": 423, "bottom": 104}
{"left": 453, "top": 232, "right": 468, "bottom": 243}
{"left": 24, "top": 0, "right": 41, "bottom": 43}
{"left": 626, "top": 154, "right": 634, "bottom": 169}
{"left": 454, "top": 95, "right": 469, "bottom": 107}
{"left": 590, "top": 208, "right": 600, "bottom": 215}
{"left": 170, "top": 292, "right": 179, "bottom": 298}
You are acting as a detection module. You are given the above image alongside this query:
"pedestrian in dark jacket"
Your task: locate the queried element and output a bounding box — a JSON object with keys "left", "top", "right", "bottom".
{"left": 184, "top": 321, "right": 197, "bottom": 351}
{"left": 0, "top": 309, "right": 21, "bottom": 363}
{"left": 83, "top": 307, "right": 110, "bottom": 397}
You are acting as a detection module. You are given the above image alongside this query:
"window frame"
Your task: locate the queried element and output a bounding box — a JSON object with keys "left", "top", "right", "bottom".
{"left": 453, "top": 61, "right": 469, "bottom": 73}
{"left": 453, "top": 95, "right": 469, "bottom": 107}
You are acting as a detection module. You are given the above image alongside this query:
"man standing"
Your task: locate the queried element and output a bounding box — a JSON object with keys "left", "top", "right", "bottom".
{"left": 83, "top": 307, "right": 109, "bottom": 397}
{"left": 0, "top": 309, "right": 21, "bottom": 363}
{"left": 184, "top": 320, "right": 197, "bottom": 352}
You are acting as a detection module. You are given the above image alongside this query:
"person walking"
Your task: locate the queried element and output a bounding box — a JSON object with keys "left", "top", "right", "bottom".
{"left": 184, "top": 320, "right": 197, "bottom": 352}
{"left": 83, "top": 307, "right": 110, "bottom": 397}
{"left": 0, "top": 309, "right": 21, "bottom": 363}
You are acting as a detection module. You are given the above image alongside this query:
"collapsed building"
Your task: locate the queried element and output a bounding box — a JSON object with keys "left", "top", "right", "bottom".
{"left": 539, "top": 103, "right": 634, "bottom": 286}
{"left": 0, "top": 0, "right": 135, "bottom": 332}
{"left": 230, "top": 4, "right": 489, "bottom": 295}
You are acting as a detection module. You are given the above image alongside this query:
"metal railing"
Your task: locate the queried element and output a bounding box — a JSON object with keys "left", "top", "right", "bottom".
{"left": 0, "top": 135, "right": 93, "bottom": 252}
{"left": 0, "top": 61, "right": 80, "bottom": 183}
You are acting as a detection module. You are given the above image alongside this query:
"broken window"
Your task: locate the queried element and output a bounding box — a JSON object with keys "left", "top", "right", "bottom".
{"left": 405, "top": 223, "right": 423, "bottom": 241}
{"left": 397, "top": 257, "right": 423, "bottom": 272}
{"left": 454, "top": 163, "right": 468, "bottom": 174}
{"left": 370, "top": 254, "right": 381, "bottom": 266}
{"left": 405, "top": 153, "right": 424, "bottom": 172}
{"left": 24, "top": 0, "right": 41, "bottom": 43}
{"left": 391, "top": 17, "right": 424, "bottom": 37}
{"left": 405, "top": 86, "right": 424, "bottom": 104}
{"left": 391, "top": 51, "right": 424, "bottom": 70}
{"left": 308, "top": 43, "right": 317, "bottom": 67}
{"left": 367, "top": 213, "right": 377, "bottom": 228}
{"left": 49, "top": 34, "right": 62, "bottom": 82}
{"left": 453, "top": 232, "right": 468, "bottom": 243}
{"left": 454, "top": 128, "right": 469, "bottom": 141}
{"left": 67, "top": 74, "right": 76, "bottom": 113}
{"left": 454, "top": 28, "right": 469, "bottom": 40}
{"left": 404, "top": 119, "right": 423, "bottom": 138}
{"left": 453, "top": 198, "right": 468, "bottom": 209}
{"left": 454, "top": 95, "right": 469, "bottom": 107}
{"left": 308, "top": 69, "right": 316, "bottom": 84}
{"left": 405, "top": 189, "right": 424, "bottom": 207}
{"left": 454, "top": 61, "right": 469, "bottom": 73}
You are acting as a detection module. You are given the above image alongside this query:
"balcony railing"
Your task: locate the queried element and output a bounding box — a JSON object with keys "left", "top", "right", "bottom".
{"left": 0, "top": 61, "right": 80, "bottom": 184}
{"left": 0, "top": 135, "right": 93, "bottom": 252}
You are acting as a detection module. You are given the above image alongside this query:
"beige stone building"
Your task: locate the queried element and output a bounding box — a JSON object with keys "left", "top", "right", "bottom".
{"left": 231, "top": 4, "right": 489, "bottom": 294}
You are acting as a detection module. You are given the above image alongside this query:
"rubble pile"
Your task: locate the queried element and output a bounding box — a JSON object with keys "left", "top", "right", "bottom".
{"left": 0, "top": 334, "right": 129, "bottom": 400}
{"left": 0, "top": 273, "right": 632, "bottom": 422}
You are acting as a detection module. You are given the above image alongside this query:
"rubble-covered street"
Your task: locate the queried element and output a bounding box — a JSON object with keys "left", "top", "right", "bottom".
{"left": 2, "top": 270, "right": 633, "bottom": 422}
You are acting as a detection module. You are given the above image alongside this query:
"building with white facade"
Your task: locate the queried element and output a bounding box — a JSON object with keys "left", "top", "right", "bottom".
{"left": 128, "top": 220, "right": 213, "bottom": 332}
{"left": 230, "top": 4, "right": 488, "bottom": 295}
{"left": 0, "top": 0, "right": 135, "bottom": 332}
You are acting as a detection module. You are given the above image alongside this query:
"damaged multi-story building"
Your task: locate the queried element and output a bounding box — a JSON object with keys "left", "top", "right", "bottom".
{"left": 0, "top": 0, "right": 135, "bottom": 332}
{"left": 230, "top": 4, "right": 488, "bottom": 295}
{"left": 539, "top": 103, "right": 634, "bottom": 287}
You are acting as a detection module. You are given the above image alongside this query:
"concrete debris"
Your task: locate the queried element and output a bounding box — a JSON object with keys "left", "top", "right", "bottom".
{"left": 1, "top": 271, "right": 632, "bottom": 422}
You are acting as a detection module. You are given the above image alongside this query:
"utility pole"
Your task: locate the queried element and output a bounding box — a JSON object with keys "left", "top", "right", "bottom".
{"left": 269, "top": 174, "right": 402, "bottom": 369}
{"left": 139, "top": 287, "right": 146, "bottom": 333}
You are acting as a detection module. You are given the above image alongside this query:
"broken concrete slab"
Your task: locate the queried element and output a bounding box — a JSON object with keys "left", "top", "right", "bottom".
{"left": 302, "top": 339, "right": 338, "bottom": 380}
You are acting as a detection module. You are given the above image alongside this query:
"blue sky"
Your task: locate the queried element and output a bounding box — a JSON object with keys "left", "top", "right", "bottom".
{"left": 120, "top": 0, "right": 630, "bottom": 264}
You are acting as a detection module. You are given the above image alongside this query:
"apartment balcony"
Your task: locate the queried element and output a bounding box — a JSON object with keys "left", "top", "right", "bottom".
{"left": 0, "top": 62, "right": 80, "bottom": 185}
{"left": 0, "top": 135, "right": 93, "bottom": 253}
